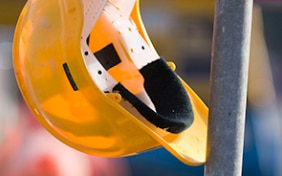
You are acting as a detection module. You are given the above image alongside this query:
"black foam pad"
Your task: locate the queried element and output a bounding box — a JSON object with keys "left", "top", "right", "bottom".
{"left": 113, "top": 58, "right": 194, "bottom": 133}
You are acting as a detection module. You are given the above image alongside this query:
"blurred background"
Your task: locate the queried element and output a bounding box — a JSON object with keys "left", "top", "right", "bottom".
{"left": 1, "top": 0, "right": 282, "bottom": 175}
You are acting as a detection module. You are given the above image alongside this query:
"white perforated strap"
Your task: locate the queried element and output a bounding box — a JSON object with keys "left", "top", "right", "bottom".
{"left": 82, "top": 0, "right": 108, "bottom": 37}
{"left": 104, "top": 1, "right": 160, "bottom": 69}
{"left": 81, "top": 0, "right": 117, "bottom": 92}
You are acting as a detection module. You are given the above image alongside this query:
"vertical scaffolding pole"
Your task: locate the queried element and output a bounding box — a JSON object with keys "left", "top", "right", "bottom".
{"left": 205, "top": 0, "right": 253, "bottom": 176}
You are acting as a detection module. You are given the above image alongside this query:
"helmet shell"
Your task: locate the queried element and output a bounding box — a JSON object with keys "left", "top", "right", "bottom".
{"left": 13, "top": 0, "right": 208, "bottom": 165}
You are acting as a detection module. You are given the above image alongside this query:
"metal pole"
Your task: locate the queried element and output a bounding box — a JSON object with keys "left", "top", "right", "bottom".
{"left": 205, "top": 0, "right": 253, "bottom": 176}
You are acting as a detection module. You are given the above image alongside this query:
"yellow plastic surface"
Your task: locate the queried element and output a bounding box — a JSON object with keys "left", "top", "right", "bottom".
{"left": 13, "top": 0, "right": 208, "bottom": 165}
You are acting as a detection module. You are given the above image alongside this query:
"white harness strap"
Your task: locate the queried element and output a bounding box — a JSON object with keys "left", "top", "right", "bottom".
{"left": 81, "top": 0, "right": 117, "bottom": 92}
{"left": 81, "top": 0, "right": 158, "bottom": 93}
{"left": 104, "top": 0, "right": 159, "bottom": 69}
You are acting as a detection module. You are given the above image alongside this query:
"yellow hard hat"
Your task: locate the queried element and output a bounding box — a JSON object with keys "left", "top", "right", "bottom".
{"left": 13, "top": 0, "right": 208, "bottom": 165}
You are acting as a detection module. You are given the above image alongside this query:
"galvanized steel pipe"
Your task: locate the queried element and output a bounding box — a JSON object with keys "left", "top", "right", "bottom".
{"left": 205, "top": 0, "right": 253, "bottom": 176}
